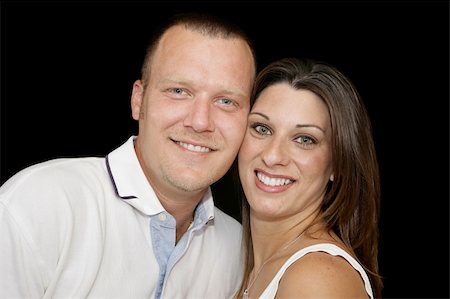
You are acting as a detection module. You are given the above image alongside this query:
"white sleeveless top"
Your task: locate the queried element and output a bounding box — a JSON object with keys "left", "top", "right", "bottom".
{"left": 258, "top": 243, "right": 374, "bottom": 299}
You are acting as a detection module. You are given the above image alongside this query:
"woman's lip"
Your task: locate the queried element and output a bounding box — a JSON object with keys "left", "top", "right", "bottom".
{"left": 253, "top": 169, "right": 295, "bottom": 193}
{"left": 254, "top": 169, "right": 296, "bottom": 181}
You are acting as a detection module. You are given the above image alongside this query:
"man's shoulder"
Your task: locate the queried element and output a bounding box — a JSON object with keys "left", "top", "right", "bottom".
{"left": 212, "top": 206, "right": 242, "bottom": 231}
{"left": 0, "top": 157, "right": 106, "bottom": 199}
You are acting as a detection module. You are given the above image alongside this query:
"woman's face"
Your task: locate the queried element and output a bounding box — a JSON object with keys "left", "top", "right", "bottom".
{"left": 238, "top": 83, "right": 334, "bottom": 220}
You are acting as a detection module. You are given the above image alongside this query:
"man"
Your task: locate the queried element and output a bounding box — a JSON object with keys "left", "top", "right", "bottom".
{"left": 0, "top": 13, "right": 256, "bottom": 298}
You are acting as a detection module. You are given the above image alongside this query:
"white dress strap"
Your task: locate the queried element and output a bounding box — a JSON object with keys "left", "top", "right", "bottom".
{"left": 258, "top": 243, "right": 374, "bottom": 299}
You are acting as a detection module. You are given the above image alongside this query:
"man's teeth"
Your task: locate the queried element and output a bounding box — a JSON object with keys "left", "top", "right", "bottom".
{"left": 178, "top": 141, "right": 211, "bottom": 153}
{"left": 257, "top": 172, "right": 292, "bottom": 186}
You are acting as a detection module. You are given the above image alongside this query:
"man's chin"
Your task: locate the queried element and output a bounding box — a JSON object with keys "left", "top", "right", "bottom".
{"left": 167, "top": 175, "right": 216, "bottom": 193}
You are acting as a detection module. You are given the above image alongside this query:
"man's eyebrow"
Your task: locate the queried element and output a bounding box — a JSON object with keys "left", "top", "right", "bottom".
{"left": 160, "top": 78, "right": 247, "bottom": 97}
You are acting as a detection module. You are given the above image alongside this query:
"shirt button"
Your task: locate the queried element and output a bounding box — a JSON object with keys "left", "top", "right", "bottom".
{"left": 159, "top": 213, "right": 167, "bottom": 221}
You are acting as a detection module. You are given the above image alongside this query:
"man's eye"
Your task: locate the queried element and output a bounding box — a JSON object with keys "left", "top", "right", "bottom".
{"left": 217, "top": 98, "right": 234, "bottom": 106}
{"left": 171, "top": 88, "right": 184, "bottom": 95}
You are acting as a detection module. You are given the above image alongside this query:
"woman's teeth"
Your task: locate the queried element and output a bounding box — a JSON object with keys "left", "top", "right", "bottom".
{"left": 257, "top": 172, "right": 292, "bottom": 186}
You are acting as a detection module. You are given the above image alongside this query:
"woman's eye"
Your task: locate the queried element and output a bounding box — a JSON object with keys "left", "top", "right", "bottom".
{"left": 253, "top": 124, "right": 271, "bottom": 135}
{"left": 295, "top": 136, "right": 315, "bottom": 145}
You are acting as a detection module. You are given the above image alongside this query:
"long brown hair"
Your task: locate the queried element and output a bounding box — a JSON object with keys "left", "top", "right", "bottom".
{"left": 237, "top": 58, "right": 383, "bottom": 298}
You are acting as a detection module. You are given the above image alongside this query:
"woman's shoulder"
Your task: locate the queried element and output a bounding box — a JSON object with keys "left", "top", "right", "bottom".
{"left": 276, "top": 243, "right": 371, "bottom": 298}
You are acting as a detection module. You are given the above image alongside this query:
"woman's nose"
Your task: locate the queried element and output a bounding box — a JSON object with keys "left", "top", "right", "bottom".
{"left": 261, "top": 137, "right": 290, "bottom": 167}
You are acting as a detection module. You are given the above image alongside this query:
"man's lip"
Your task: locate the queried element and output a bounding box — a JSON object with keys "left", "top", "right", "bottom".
{"left": 171, "top": 138, "right": 215, "bottom": 152}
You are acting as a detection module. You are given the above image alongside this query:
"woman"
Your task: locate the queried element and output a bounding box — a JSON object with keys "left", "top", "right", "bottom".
{"left": 236, "top": 58, "right": 382, "bottom": 298}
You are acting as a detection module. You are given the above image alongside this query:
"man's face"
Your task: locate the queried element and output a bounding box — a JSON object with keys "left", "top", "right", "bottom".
{"left": 131, "top": 25, "right": 255, "bottom": 199}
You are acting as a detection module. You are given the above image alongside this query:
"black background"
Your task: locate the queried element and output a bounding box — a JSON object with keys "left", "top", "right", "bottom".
{"left": 1, "top": 1, "right": 449, "bottom": 298}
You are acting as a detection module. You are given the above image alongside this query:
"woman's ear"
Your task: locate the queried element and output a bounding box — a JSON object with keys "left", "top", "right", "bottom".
{"left": 330, "top": 174, "right": 334, "bottom": 182}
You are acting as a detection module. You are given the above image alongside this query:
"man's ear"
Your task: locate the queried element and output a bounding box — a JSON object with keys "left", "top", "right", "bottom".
{"left": 131, "top": 80, "right": 144, "bottom": 120}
